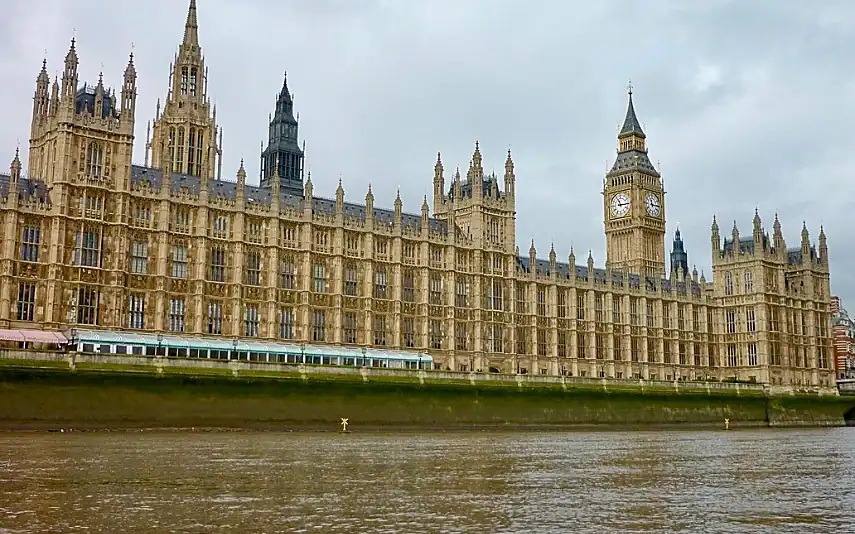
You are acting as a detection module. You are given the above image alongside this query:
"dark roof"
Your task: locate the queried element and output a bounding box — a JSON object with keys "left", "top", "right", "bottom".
{"left": 75, "top": 84, "right": 117, "bottom": 120}
{"left": 448, "top": 174, "right": 504, "bottom": 200}
{"left": 787, "top": 247, "right": 816, "bottom": 265}
{"left": 0, "top": 173, "right": 52, "bottom": 204}
{"left": 130, "top": 164, "right": 448, "bottom": 234}
{"left": 610, "top": 150, "right": 660, "bottom": 177}
{"left": 515, "top": 255, "right": 699, "bottom": 297}
{"left": 619, "top": 93, "right": 646, "bottom": 139}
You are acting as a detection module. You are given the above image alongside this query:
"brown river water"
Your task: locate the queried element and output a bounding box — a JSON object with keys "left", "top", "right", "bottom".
{"left": 0, "top": 429, "right": 853, "bottom": 533}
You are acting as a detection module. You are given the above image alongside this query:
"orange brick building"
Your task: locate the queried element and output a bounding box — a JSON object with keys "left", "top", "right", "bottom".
{"left": 832, "top": 296, "right": 854, "bottom": 378}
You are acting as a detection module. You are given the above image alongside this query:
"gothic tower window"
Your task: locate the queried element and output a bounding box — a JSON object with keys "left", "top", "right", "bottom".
{"left": 73, "top": 228, "right": 101, "bottom": 268}
{"left": 402, "top": 269, "right": 415, "bottom": 302}
{"left": 20, "top": 224, "right": 40, "bottom": 262}
{"left": 16, "top": 282, "right": 36, "bottom": 322}
{"left": 176, "top": 127, "right": 185, "bottom": 172}
{"left": 131, "top": 239, "right": 149, "bottom": 274}
{"left": 85, "top": 142, "right": 103, "bottom": 178}
{"left": 207, "top": 301, "right": 223, "bottom": 335}
{"left": 168, "top": 127, "right": 176, "bottom": 168}
{"left": 76, "top": 287, "right": 99, "bottom": 326}
{"left": 169, "top": 298, "right": 186, "bottom": 332}
{"left": 244, "top": 304, "right": 260, "bottom": 337}
{"left": 189, "top": 67, "right": 197, "bottom": 97}
{"left": 279, "top": 307, "right": 295, "bottom": 339}
{"left": 128, "top": 294, "right": 145, "bottom": 329}
{"left": 209, "top": 246, "right": 226, "bottom": 282}
{"left": 245, "top": 250, "right": 262, "bottom": 286}
{"left": 373, "top": 315, "right": 387, "bottom": 346}
{"left": 374, "top": 267, "right": 388, "bottom": 299}
{"left": 313, "top": 261, "right": 327, "bottom": 294}
{"left": 196, "top": 131, "right": 204, "bottom": 173}
{"left": 280, "top": 255, "right": 297, "bottom": 289}
{"left": 402, "top": 317, "right": 415, "bottom": 348}
{"left": 312, "top": 310, "right": 326, "bottom": 341}
{"left": 724, "top": 272, "right": 734, "bottom": 296}
{"left": 429, "top": 320, "right": 442, "bottom": 350}
{"left": 344, "top": 263, "right": 359, "bottom": 296}
{"left": 172, "top": 243, "right": 188, "bottom": 278}
{"left": 187, "top": 128, "right": 196, "bottom": 176}
{"left": 181, "top": 67, "right": 188, "bottom": 95}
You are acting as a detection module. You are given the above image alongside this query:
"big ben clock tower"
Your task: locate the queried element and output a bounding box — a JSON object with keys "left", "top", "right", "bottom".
{"left": 603, "top": 86, "right": 666, "bottom": 278}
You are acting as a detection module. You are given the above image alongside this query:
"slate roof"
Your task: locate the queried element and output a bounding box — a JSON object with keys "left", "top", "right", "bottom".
{"left": 515, "top": 255, "right": 699, "bottom": 296}
{"left": 610, "top": 150, "right": 660, "bottom": 177}
{"left": 130, "top": 165, "right": 448, "bottom": 234}
{"left": 0, "top": 173, "right": 52, "bottom": 204}
{"left": 722, "top": 236, "right": 814, "bottom": 265}
{"left": 448, "top": 174, "right": 504, "bottom": 200}
{"left": 75, "top": 84, "right": 118, "bottom": 120}
{"left": 619, "top": 93, "right": 646, "bottom": 139}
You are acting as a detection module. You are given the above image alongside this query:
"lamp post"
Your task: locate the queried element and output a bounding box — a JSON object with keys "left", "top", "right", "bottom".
{"left": 672, "top": 364, "right": 677, "bottom": 382}
{"left": 232, "top": 337, "right": 238, "bottom": 361}
{"left": 157, "top": 333, "right": 163, "bottom": 357}
{"left": 301, "top": 342, "right": 306, "bottom": 364}
{"left": 418, "top": 353, "right": 423, "bottom": 371}
{"left": 361, "top": 346, "right": 367, "bottom": 367}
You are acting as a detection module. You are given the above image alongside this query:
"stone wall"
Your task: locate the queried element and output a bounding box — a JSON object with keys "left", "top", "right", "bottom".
{"left": 0, "top": 350, "right": 850, "bottom": 430}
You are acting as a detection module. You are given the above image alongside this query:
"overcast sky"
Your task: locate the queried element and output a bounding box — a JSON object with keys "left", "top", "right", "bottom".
{"left": 1, "top": 0, "right": 853, "bottom": 305}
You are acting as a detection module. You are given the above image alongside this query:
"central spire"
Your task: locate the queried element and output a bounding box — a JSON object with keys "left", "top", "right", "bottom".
{"left": 183, "top": 0, "right": 199, "bottom": 48}
{"left": 619, "top": 83, "right": 646, "bottom": 140}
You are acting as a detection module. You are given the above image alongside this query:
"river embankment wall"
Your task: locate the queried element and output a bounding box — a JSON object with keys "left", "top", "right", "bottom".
{"left": 0, "top": 350, "right": 851, "bottom": 430}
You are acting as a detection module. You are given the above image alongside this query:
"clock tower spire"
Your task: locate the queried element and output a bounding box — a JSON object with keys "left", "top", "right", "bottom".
{"left": 603, "top": 84, "right": 666, "bottom": 278}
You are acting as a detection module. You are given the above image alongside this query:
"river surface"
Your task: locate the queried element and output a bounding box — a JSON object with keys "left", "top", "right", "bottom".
{"left": 0, "top": 429, "right": 853, "bottom": 533}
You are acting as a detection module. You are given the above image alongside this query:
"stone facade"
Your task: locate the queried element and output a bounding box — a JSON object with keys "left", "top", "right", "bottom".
{"left": 0, "top": 1, "right": 836, "bottom": 388}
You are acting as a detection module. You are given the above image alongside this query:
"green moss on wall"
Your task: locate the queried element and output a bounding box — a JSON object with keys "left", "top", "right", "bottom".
{"left": 0, "top": 366, "right": 850, "bottom": 431}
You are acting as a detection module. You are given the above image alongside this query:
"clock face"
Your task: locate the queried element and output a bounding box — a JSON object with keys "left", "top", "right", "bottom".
{"left": 610, "top": 193, "right": 630, "bottom": 218}
{"left": 645, "top": 193, "right": 661, "bottom": 217}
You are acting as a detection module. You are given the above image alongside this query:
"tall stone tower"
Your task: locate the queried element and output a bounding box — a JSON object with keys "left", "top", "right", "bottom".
{"left": 603, "top": 87, "right": 665, "bottom": 278}
{"left": 432, "top": 142, "right": 516, "bottom": 255}
{"left": 28, "top": 39, "right": 136, "bottom": 190}
{"left": 146, "top": 0, "right": 222, "bottom": 180}
{"left": 260, "top": 73, "right": 304, "bottom": 194}
{"left": 15, "top": 38, "right": 137, "bottom": 327}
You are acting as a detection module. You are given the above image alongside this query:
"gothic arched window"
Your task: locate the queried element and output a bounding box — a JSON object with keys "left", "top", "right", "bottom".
{"left": 189, "top": 68, "right": 197, "bottom": 97}
{"left": 176, "top": 127, "right": 185, "bottom": 173}
{"left": 85, "top": 142, "right": 103, "bottom": 178}
{"left": 168, "top": 127, "right": 176, "bottom": 169}
{"left": 180, "top": 67, "right": 188, "bottom": 95}
{"left": 187, "top": 128, "right": 196, "bottom": 176}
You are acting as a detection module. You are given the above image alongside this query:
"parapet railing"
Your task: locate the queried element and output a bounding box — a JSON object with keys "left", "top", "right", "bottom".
{"left": 0, "top": 348, "right": 784, "bottom": 395}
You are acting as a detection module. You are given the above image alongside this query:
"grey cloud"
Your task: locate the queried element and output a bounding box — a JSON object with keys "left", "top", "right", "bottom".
{"left": 1, "top": 0, "right": 852, "bottom": 303}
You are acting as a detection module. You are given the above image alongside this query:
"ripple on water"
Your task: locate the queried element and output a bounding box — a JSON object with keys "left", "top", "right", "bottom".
{"left": 0, "top": 429, "right": 853, "bottom": 533}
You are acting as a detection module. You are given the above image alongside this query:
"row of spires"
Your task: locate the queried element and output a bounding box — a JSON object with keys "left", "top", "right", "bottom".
{"left": 711, "top": 209, "right": 827, "bottom": 264}
{"left": 209, "top": 155, "right": 432, "bottom": 219}
{"left": 433, "top": 141, "right": 517, "bottom": 203}
{"left": 32, "top": 37, "right": 137, "bottom": 124}
{"left": 517, "top": 239, "right": 705, "bottom": 283}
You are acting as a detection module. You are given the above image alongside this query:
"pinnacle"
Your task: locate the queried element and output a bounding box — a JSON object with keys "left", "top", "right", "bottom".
{"left": 183, "top": 0, "right": 199, "bottom": 48}
{"left": 619, "top": 87, "right": 645, "bottom": 139}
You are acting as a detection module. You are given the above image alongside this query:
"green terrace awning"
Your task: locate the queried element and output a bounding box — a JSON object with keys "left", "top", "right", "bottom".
{"left": 72, "top": 329, "right": 152, "bottom": 346}
{"left": 235, "top": 340, "right": 302, "bottom": 354}
{"left": 69, "top": 329, "right": 433, "bottom": 361}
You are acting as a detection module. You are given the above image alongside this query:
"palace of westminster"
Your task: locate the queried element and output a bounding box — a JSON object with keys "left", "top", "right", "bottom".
{"left": 0, "top": 1, "right": 836, "bottom": 387}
